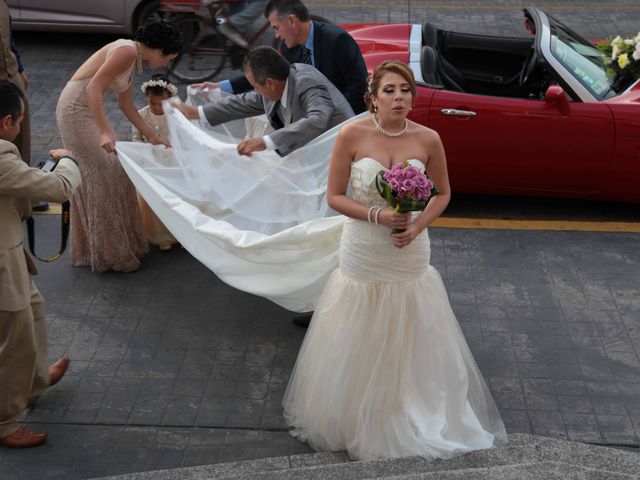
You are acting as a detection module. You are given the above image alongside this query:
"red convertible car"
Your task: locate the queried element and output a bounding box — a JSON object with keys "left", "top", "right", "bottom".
{"left": 346, "top": 8, "right": 640, "bottom": 203}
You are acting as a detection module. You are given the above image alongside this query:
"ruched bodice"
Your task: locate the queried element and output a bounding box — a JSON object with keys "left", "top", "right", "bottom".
{"left": 339, "top": 158, "right": 431, "bottom": 283}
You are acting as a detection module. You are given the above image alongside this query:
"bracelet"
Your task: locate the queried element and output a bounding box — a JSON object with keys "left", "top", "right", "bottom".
{"left": 374, "top": 207, "right": 382, "bottom": 225}
{"left": 367, "top": 206, "right": 376, "bottom": 223}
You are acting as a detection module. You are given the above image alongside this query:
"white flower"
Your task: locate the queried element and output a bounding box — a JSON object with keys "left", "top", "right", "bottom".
{"left": 634, "top": 32, "right": 640, "bottom": 43}
{"left": 141, "top": 79, "right": 178, "bottom": 96}
{"left": 624, "top": 38, "right": 636, "bottom": 46}
{"left": 612, "top": 44, "right": 620, "bottom": 61}
{"left": 633, "top": 49, "right": 640, "bottom": 61}
{"left": 612, "top": 35, "right": 622, "bottom": 46}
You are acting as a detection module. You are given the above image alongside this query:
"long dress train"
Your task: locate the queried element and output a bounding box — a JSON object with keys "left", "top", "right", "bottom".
{"left": 56, "top": 39, "right": 148, "bottom": 272}
{"left": 283, "top": 158, "right": 507, "bottom": 460}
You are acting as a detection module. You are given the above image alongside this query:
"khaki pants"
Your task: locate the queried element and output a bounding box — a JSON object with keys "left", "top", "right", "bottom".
{"left": 0, "top": 280, "right": 49, "bottom": 437}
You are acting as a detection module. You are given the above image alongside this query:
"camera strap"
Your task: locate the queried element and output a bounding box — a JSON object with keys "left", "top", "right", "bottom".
{"left": 26, "top": 201, "right": 71, "bottom": 262}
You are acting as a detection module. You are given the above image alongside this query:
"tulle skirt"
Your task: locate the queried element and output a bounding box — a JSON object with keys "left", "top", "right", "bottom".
{"left": 283, "top": 220, "right": 507, "bottom": 460}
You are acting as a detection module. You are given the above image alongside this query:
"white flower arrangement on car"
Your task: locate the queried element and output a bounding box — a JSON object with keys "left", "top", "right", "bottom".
{"left": 597, "top": 32, "right": 640, "bottom": 89}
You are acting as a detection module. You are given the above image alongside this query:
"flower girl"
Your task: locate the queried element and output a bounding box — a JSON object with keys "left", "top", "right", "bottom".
{"left": 132, "top": 73, "right": 178, "bottom": 250}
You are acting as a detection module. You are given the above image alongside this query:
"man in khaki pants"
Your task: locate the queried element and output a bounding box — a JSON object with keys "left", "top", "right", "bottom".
{"left": 0, "top": 81, "right": 81, "bottom": 448}
{"left": 0, "top": 0, "right": 29, "bottom": 166}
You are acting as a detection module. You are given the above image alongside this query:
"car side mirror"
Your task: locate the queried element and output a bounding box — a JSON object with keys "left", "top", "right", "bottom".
{"left": 544, "top": 85, "right": 570, "bottom": 114}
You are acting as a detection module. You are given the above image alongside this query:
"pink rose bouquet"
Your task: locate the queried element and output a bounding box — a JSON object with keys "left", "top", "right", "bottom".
{"left": 375, "top": 161, "right": 436, "bottom": 232}
{"left": 376, "top": 161, "right": 435, "bottom": 212}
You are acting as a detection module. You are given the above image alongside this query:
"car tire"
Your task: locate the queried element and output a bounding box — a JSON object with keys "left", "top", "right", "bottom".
{"left": 134, "top": 0, "right": 162, "bottom": 30}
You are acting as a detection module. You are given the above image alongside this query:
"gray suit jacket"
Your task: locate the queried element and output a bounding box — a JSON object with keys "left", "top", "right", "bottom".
{"left": 203, "top": 64, "right": 354, "bottom": 156}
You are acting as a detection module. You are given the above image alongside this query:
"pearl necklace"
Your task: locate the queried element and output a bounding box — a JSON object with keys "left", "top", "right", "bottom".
{"left": 371, "top": 114, "right": 408, "bottom": 137}
{"left": 135, "top": 42, "right": 143, "bottom": 74}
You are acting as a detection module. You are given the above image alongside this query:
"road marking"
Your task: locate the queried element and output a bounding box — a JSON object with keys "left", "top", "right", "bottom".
{"left": 307, "top": 1, "right": 640, "bottom": 12}
{"left": 34, "top": 206, "right": 640, "bottom": 232}
{"left": 432, "top": 217, "right": 640, "bottom": 232}
{"left": 34, "top": 204, "right": 62, "bottom": 215}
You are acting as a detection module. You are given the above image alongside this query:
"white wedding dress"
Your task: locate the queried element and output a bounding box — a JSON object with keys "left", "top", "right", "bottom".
{"left": 283, "top": 158, "right": 507, "bottom": 460}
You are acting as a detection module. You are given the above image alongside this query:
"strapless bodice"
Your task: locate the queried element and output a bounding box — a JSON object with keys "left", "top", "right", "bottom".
{"left": 350, "top": 158, "right": 426, "bottom": 209}
{"left": 340, "top": 158, "right": 430, "bottom": 283}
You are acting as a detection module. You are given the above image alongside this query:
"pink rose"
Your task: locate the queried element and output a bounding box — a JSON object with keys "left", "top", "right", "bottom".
{"left": 403, "top": 166, "right": 418, "bottom": 179}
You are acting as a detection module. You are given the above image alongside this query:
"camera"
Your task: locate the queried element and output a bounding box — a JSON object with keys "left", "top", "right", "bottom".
{"left": 27, "top": 155, "right": 70, "bottom": 262}
{"left": 37, "top": 158, "right": 57, "bottom": 172}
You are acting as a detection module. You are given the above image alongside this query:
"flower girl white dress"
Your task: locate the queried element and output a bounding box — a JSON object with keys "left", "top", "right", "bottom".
{"left": 283, "top": 157, "right": 507, "bottom": 460}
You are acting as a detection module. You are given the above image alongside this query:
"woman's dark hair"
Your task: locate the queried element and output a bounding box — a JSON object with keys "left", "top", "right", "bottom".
{"left": 364, "top": 60, "right": 417, "bottom": 114}
{"left": 264, "top": 0, "right": 310, "bottom": 22}
{"left": 242, "top": 46, "right": 290, "bottom": 84}
{"left": 134, "top": 15, "right": 182, "bottom": 55}
{"left": 0, "top": 80, "right": 24, "bottom": 122}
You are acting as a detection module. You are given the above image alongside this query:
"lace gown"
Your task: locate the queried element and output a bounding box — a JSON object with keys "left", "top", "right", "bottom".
{"left": 56, "top": 39, "right": 148, "bottom": 272}
{"left": 283, "top": 158, "right": 507, "bottom": 460}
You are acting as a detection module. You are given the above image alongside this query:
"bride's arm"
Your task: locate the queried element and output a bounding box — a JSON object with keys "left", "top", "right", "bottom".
{"left": 327, "top": 126, "right": 411, "bottom": 231}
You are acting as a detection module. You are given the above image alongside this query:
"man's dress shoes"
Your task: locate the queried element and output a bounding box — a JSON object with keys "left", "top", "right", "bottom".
{"left": 0, "top": 427, "right": 47, "bottom": 448}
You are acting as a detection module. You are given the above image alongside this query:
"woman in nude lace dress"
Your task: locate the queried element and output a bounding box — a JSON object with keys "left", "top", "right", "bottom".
{"left": 56, "top": 17, "right": 181, "bottom": 272}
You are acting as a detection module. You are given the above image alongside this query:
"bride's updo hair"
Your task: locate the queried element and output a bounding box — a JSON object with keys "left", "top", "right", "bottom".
{"left": 364, "top": 61, "right": 417, "bottom": 114}
{"left": 134, "top": 15, "right": 183, "bottom": 55}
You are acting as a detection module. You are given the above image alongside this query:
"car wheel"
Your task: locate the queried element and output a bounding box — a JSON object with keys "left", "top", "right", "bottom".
{"left": 135, "top": 0, "right": 161, "bottom": 30}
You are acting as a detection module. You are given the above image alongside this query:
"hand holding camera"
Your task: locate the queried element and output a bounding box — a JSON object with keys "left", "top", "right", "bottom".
{"left": 38, "top": 149, "right": 75, "bottom": 173}
{"left": 30, "top": 149, "right": 77, "bottom": 262}
{"left": 49, "top": 148, "right": 73, "bottom": 161}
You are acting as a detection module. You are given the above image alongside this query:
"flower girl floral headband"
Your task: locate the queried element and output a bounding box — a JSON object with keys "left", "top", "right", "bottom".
{"left": 140, "top": 79, "right": 178, "bottom": 96}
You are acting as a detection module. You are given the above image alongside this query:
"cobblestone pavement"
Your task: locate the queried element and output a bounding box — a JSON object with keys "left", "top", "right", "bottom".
{"left": 3, "top": 2, "right": 640, "bottom": 478}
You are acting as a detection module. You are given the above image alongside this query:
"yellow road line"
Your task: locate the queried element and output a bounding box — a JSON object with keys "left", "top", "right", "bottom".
{"left": 33, "top": 204, "right": 62, "bottom": 215}
{"left": 432, "top": 217, "right": 640, "bottom": 232}
{"left": 307, "top": 2, "right": 640, "bottom": 12}
{"left": 34, "top": 207, "right": 640, "bottom": 232}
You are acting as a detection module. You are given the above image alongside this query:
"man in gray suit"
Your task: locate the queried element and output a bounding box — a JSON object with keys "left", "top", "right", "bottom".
{"left": 173, "top": 46, "right": 354, "bottom": 157}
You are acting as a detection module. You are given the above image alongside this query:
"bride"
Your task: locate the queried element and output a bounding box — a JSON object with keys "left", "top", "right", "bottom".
{"left": 282, "top": 61, "right": 507, "bottom": 460}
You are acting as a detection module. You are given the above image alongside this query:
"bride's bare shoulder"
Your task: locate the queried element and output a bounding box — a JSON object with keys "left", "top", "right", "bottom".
{"left": 409, "top": 120, "right": 442, "bottom": 144}
{"left": 339, "top": 116, "right": 374, "bottom": 139}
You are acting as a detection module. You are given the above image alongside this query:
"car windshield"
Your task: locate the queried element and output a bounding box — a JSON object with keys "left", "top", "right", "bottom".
{"left": 547, "top": 14, "right": 614, "bottom": 100}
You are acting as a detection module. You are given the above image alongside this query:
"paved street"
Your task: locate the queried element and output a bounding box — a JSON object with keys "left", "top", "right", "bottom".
{"left": 2, "top": 1, "right": 640, "bottom": 478}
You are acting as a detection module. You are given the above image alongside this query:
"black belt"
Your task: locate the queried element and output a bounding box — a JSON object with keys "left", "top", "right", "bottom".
{"left": 26, "top": 201, "right": 70, "bottom": 262}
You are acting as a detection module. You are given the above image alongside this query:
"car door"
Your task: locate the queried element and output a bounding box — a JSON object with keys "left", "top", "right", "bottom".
{"left": 428, "top": 90, "right": 615, "bottom": 195}
{"left": 19, "top": 0, "right": 125, "bottom": 28}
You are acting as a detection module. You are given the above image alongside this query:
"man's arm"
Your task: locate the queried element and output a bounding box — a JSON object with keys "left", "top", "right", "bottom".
{"left": 334, "top": 31, "right": 368, "bottom": 114}
{"left": 0, "top": 146, "right": 81, "bottom": 203}
{"left": 8, "top": 14, "right": 24, "bottom": 73}
{"left": 228, "top": 75, "right": 253, "bottom": 94}
{"left": 269, "top": 84, "right": 335, "bottom": 157}
{"left": 202, "top": 90, "right": 265, "bottom": 126}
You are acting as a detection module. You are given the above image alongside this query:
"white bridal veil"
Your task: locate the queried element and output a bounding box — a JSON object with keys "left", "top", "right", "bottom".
{"left": 116, "top": 89, "right": 354, "bottom": 312}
